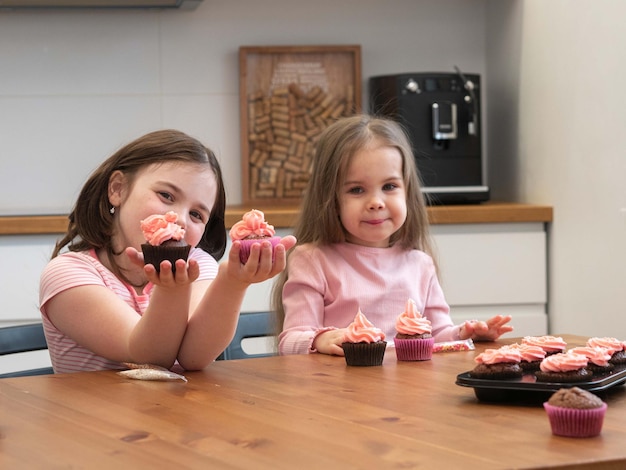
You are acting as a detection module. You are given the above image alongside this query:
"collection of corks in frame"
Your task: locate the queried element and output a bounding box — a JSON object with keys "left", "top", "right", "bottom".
{"left": 239, "top": 45, "right": 362, "bottom": 206}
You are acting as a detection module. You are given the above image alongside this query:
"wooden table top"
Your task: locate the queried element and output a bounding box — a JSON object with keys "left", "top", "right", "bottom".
{"left": 1, "top": 334, "right": 623, "bottom": 469}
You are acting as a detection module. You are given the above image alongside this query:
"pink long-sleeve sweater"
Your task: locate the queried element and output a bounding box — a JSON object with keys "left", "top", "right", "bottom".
{"left": 279, "top": 242, "right": 461, "bottom": 355}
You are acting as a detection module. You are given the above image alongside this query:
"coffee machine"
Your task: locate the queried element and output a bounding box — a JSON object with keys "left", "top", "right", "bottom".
{"left": 369, "top": 69, "right": 489, "bottom": 204}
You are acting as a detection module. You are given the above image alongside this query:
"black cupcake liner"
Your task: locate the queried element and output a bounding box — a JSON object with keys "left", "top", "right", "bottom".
{"left": 342, "top": 341, "right": 387, "bottom": 366}
{"left": 141, "top": 244, "right": 191, "bottom": 273}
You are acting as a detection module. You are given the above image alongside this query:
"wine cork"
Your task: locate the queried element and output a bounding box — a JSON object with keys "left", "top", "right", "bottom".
{"left": 276, "top": 168, "right": 285, "bottom": 197}
{"left": 273, "top": 127, "right": 291, "bottom": 139}
{"left": 270, "top": 96, "right": 289, "bottom": 106}
{"left": 270, "top": 152, "right": 288, "bottom": 162}
{"left": 288, "top": 83, "right": 305, "bottom": 99}
{"left": 295, "top": 116, "right": 306, "bottom": 134}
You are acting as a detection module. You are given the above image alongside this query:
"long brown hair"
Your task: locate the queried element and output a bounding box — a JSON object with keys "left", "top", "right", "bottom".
{"left": 271, "top": 115, "right": 435, "bottom": 330}
{"left": 52, "top": 129, "right": 227, "bottom": 277}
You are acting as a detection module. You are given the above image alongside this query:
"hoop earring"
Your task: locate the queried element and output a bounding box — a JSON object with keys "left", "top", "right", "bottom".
{"left": 110, "top": 206, "right": 115, "bottom": 215}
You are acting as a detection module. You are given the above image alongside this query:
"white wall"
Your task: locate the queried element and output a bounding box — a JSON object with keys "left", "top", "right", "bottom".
{"left": 487, "top": 0, "right": 626, "bottom": 338}
{"left": 0, "top": 0, "right": 486, "bottom": 215}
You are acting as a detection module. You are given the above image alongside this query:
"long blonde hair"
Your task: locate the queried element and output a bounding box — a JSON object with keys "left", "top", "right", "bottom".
{"left": 271, "top": 114, "right": 435, "bottom": 330}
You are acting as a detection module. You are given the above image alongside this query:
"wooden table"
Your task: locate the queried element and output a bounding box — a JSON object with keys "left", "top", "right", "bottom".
{"left": 1, "top": 335, "right": 625, "bottom": 469}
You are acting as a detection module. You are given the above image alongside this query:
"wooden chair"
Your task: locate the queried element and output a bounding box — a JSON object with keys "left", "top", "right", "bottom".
{"left": 219, "top": 312, "right": 277, "bottom": 360}
{"left": 0, "top": 323, "right": 54, "bottom": 378}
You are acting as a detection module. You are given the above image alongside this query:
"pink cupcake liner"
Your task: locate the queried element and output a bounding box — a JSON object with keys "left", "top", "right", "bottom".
{"left": 238, "top": 236, "right": 281, "bottom": 264}
{"left": 543, "top": 402, "right": 607, "bottom": 437}
{"left": 395, "top": 337, "right": 435, "bottom": 361}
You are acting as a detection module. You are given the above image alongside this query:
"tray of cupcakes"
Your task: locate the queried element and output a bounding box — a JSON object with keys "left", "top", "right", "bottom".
{"left": 456, "top": 336, "right": 626, "bottom": 403}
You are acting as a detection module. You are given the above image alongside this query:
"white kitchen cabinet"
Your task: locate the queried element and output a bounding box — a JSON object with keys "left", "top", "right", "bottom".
{"left": 432, "top": 222, "right": 547, "bottom": 337}
{"left": 240, "top": 223, "right": 549, "bottom": 338}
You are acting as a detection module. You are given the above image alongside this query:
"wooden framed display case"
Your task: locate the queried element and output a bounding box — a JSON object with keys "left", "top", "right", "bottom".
{"left": 239, "top": 45, "right": 362, "bottom": 206}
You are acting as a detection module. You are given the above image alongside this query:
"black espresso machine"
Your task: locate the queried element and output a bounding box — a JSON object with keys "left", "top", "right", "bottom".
{"left": 369, "top": 69, "right": 489, "bottom": 204}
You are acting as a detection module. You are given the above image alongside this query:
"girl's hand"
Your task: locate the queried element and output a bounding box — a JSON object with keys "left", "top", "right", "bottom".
{"left": 459, "top": 314, "right": 513, "bottom": 341}
{"left": 124, "top": 247, "right": 200, "bottom": 287}
{"left": 227, "top": 235, "right": 297, "bottom": 284}
{"left": 313, "top": 329, "right": 347, "bottom": 356}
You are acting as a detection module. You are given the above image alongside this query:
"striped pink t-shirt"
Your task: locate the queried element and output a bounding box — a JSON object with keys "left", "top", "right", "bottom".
{"left": 39, "top": 248, "right": 218, "bottom": 373}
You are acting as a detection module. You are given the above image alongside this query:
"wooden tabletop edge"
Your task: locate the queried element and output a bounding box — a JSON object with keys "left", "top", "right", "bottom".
{"left": 0, "top": 202, "right": 553, "bottom": 235}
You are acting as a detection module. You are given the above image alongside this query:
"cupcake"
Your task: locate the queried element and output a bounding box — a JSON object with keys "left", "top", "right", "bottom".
{"left": 522, "top": 336, "right": 567, "bottom": 356}
{"left": 587, "top": 337, "right": 626, "bottom": 366}
{"left": 568, "top": 346, "right": 614, "bottom": 375}
{"left": 543, "top": 387, "right": 607, "bottom": 437}
{"left": 140, "top": 211, "right": 190, "bottom": 273}
{"left": 394, "top": 298, "right": 434, "bottom": 361}
{"left": 342, "top": 309, "right": 387, "bottom": 367}
{"left": 469, "top": 345, "right": 523, "bottom": 379}
{"left": 509, "top": 342, "right": 547, "bottom": 371}
{"left": 229, "top": 209, "right": 282, "bottom": 264}
{"left": 535, "top": 352, "right": 592, "bottom": 383}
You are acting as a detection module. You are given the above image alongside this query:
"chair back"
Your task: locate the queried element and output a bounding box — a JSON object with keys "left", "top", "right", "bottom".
{"left": 0, "top": 323, "right": 54, "bottom": 378}
{"left": 220, "top": 312, "right": 276, "bottom": 360}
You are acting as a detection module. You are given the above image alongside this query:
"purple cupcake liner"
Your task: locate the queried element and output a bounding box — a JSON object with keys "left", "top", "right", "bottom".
{"left": 395, "top": 337, "right": 435, "bottom": 361}
{"left": 238, "top": 236, "right": 281, "bottom": 264}
{"left": 342, "top": 341, "right": 387, "bottom": 367}
{"left": 543, "top": 402, "right": 607, "bottom": 437}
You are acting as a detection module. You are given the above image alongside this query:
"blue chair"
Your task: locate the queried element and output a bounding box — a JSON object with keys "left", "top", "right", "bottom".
{"left": 0, "top": 323, "right": 54, "bottom": 378}
{"left": 219, "top": 312, "right": 277, "bottom": 360}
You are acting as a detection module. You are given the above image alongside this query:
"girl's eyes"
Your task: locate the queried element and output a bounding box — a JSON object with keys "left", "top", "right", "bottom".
{"left": 158, "top": 191, "right": 174, "bottom": 201}
{"left": 158, "top": 191, "right": 206, "bottom": 223}
{"left": 347, "top": 183, "right": 399, "bottom": 194}
{"left": 190, "top": 211, "right": 205, "bottom": 222}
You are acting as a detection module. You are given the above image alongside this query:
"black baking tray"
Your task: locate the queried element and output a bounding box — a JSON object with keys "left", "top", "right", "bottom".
{"left": 456, "top": 365, "right": 626, "bottom": 404}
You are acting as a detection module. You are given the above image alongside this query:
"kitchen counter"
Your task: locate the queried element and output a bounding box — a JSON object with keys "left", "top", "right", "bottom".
{"left": 0, "top": 201, "right": 553, "bottom": 235}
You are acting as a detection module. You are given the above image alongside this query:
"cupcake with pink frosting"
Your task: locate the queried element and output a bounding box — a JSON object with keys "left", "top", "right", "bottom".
{"left": 342, "top": 309, "right": 387, "bottom": 367}
{"left": 140, "top": 211, "right": 190, "bottom": 273}
{"left": 229, "top": 209, "right": 281, "bottom": 264}
{"left": 522, "top": 335, "right": 567, "bottom": 356}
{"left": 535, "top": 352, "right": 592, "bottom": 382}
{"left": 394, "top": 298, "right": 434, "bottom": 361}
{"left": 568, "top": 346, "right": 614, "bottom": 375}
{"left": 587, "top": 337, "right": 626, "bottom": 365}
{"left": 469, "top": 345, "right": 523, "bottom": 379}
{"left": 508, "top": 343, "right": 547, "bottom": 371}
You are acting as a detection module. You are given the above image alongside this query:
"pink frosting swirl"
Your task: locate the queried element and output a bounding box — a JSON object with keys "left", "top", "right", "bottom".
{"left": 508, "top": 343, "right": 546, "bottom": 362}
{"left": 140, "top": 211, "right": 185, "bottom": 246}
{"left": 344, "top": 309, "right": 386, "bottom": 343}
{"left": 586, "top": 337, "right": 625, "bottom": 354}
{"left": 521, "top": 335, "right": 567, "bottom": 353}
{"left": 395, "top": 298, "right": 432, "bottom": 335}
{"left": 569, "top": 346, "right": 612, "bottom": 367}
{"left": 229, "top": 209, "right": 275, "bottom": 241}
{"left": 539, "top": 352, "right": 588, "bottom": 372}
{"left": 474, "top": 345, "right": 522, "bottom": 365}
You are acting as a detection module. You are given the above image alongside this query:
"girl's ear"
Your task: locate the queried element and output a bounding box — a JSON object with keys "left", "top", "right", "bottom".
{"left": 108, "top": 170, "right": 127, "bottom": 207}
